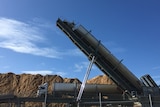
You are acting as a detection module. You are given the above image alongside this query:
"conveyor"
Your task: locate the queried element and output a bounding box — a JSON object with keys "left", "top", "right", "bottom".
{"left": 56, "top": 18, "right": 142, "bottom": 94}
{"left": 56, "top": 18, "right": 160, "bottom": 107}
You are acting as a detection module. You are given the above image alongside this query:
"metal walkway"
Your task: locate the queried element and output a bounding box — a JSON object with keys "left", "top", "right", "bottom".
{"left": 0, "top": 94, "right": 134, "bottom": 107}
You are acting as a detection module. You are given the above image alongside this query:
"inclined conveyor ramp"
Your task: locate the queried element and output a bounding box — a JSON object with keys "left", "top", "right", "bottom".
{"left": 56, "top": 18, "right": 142, "bottom": 94}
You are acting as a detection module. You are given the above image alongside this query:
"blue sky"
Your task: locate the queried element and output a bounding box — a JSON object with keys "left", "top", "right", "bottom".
{"left": 0, "top": 0, "right": 160, "bottom": 84}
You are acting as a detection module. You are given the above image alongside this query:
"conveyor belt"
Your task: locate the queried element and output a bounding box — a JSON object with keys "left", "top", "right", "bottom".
{"left": 140, "top": 74, "right": 158, "bottom": 87}
{"left": 53, "top": 83, "right": 122, "bottom": 95}
{"left": 56, "top": 18, "right": 143, "bottom": 93}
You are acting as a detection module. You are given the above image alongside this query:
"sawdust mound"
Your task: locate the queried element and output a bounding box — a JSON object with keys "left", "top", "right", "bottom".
{"left": 87, "top": 75, "right": 114, "bottom": 84}
{"left": 0, "top": 72, "right": 112, "bottom": 107}
{"left": 0, "top": 72, "right": 111, "bottom": 96}
{"left": 0, "top": 72, "right": 64, "bottom": 97}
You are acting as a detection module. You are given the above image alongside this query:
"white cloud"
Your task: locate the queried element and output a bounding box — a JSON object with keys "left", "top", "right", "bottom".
{"left": 74, "top": 61, "right": 97, "bottom": 72}
{"left": 0, "top": 56, "right": 4, "bottom": 58}
{"left": 0, "top": 17, "right": 61, "bottom": 58}
{"left": 22, "top": 70, "right": 67, "bottom": 77}
{"left": 156, "top": 80, "right": 160, "bottom": 85}
{"left": 152, "top": 66, "right": 160, "bottom": 70}
{"left": 152, "top": 75, "right": 160, "bottom": 79}
{"left": 22, "top": 70, "right": 53, "bottom": 75}
{"left": 152, "top": 75, "right": 160, "bottom": 85}
{"left": 55, "top": 71, "right": 67, "bottom": 77}
{"left": 3, "top": 65, "right": 10, "bottom": 69}
{"left": 0, "top": 17, "right": 86, "bottom": 59}
{"left": 63, "top": 48, "right": 84, "bottom": 57}
{"left": 74, "top": 64, "right": 84, "bottom": 72}
{"left": 155, "top": 79, "right": 160, "bottom": 85}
